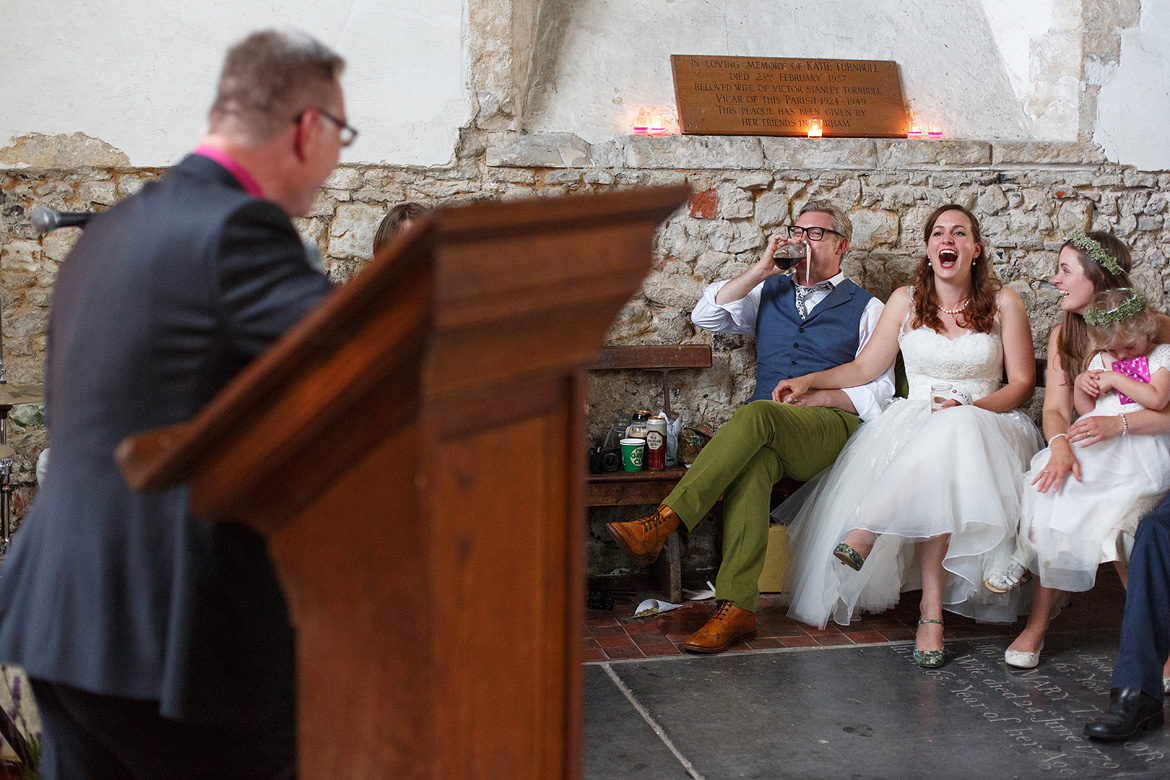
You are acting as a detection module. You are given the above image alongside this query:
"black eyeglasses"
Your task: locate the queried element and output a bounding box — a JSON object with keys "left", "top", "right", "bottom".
{"left": 295, "top": 108, "right": 359, "bottom": 147}
{"left": 785, "top": 225, "right": 845, "bottom": 241}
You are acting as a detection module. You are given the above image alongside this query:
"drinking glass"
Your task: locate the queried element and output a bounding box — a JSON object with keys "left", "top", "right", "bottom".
{"left": 930, "top": 382, "right": 953, "bottom": 413}
{"left": 773, "top": 241, "right": 807, "bottom": 271}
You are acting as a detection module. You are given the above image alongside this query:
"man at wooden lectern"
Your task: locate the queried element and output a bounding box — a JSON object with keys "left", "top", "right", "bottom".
{"left": 0, "top": 30, "right": 348, "bottom": 778}
{"left": 607, "top": 201, "right": 894, "bottom": 652}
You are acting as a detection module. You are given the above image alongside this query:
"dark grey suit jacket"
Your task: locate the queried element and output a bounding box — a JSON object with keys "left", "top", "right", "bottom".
{"left": 0, "top": 154, "right": 333, "bottom": 731}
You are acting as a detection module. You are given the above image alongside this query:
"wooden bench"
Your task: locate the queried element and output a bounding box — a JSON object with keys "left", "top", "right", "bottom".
{"left": 588, "top": 347, "right": 1049, "bottom": 603}
{"left": 586, "top": 346, "right": 711, "bottom": 600}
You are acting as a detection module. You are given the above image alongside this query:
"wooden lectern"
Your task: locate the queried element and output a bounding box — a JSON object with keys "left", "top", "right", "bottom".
{"left": 116, "top": 186, "right": 689, "bottom": 779}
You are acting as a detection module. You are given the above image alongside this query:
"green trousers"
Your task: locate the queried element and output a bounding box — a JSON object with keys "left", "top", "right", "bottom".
{"left": 664, "top": 400, "right": 860, "bottom": 613}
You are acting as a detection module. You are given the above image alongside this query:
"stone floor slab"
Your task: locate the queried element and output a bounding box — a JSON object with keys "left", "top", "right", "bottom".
{"left": 585, "top": 664, "right": 691, "bottom": 780}
{"left": 586, "top": 631, "right": 1170, "bottom": 780}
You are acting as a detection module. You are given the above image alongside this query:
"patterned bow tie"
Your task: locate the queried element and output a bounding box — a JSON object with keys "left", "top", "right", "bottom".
{"left": 794, "top": 281, "right": 835, "bottom": 320}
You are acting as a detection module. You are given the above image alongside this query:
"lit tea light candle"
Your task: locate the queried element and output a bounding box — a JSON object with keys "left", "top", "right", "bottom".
{"left": 906, "top": 123, "right": 922, "bottom": 139}
{"left": 928, "top": 124, "right": 943, "bottom": 139}
{"left": 807, "top": 119, "right": 823, "bottom": 138}
{"left": 632, "top": 110, "right": 649, "bottom": 135}
{"left": 649, "top": 114, "right": 667, "bottom": 136}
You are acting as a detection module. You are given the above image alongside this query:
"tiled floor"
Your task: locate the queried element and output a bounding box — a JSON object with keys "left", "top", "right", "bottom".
{"left": 584, "top": 569, "right": 1127, "bottom": 662}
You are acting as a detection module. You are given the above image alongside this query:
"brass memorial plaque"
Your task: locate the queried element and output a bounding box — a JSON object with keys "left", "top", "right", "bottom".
{"left": 671, "top": 55, "right": 908, "bottom": 138}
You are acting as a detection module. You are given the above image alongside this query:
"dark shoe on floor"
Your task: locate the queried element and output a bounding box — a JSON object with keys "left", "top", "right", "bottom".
{"left": 605, "top": 505, "right": 680, "bottom": 563}
{"left": 1084, "top": 688, "right": 1165, "bottom": 741}
{"left": 682, "top": 602, "right": 756, "bottom": 654}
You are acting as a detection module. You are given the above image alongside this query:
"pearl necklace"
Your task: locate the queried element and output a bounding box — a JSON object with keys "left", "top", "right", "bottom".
{"left": 939, "top": 299, "right": 969, "bottom": 315}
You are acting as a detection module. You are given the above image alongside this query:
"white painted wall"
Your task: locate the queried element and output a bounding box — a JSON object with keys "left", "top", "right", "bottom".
{"left": 2, "top": 0, "right": 1168, "bottom": 171}
{"left": 979, "top": 0, "right": 1082, "bottom": 141}
{"left": 524, "top": 0, "right": 1168, "bottom": 169}
{"left": 525, "top": 0, "right": 1036, "bottom": 142}
{"left": 1095, "top": 1, "right": 1170, "bottom": 171}
{"left": 0, "top": 0, "right": 470, "bottom": 167}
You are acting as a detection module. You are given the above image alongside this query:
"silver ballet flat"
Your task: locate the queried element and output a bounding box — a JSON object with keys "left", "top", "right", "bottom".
{"left": 985, "top": 557, "right": 1033, "bottom": 594}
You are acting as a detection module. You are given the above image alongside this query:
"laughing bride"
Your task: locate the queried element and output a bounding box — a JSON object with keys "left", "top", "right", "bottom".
{"left": 769, "top": 204, "right": 1043, "bottom": 667}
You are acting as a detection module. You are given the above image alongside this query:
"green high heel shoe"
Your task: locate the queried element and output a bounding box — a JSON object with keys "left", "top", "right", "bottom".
{"left": 833, "top": 542, "right": 865, "bottom": 571}
{"left": 913, "top": 618, "right": 945, "bottom": 668}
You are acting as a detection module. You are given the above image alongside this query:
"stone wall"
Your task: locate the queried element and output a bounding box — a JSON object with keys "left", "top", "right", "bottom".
{"left": 2, "top": 133, "right": 1168, "bottom": 574}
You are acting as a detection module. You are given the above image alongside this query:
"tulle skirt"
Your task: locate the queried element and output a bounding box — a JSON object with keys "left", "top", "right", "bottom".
{"left": 775, "top": 399, "right": 1042, "bottom": 629}
{"left": 1018, "top": 414, "right": 1170, "bottom": 592}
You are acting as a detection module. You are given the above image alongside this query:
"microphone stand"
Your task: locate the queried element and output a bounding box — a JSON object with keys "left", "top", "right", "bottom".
{"left": 0, "top": 208, "right": 74, "bottom": 556}
{"left": 0, "top": 333, "right": 12, "bottom": 556}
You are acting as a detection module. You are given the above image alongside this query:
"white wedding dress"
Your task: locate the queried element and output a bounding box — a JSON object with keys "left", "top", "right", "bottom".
{"left": 776, "top": 303, "right": 1043, "bottom": 629}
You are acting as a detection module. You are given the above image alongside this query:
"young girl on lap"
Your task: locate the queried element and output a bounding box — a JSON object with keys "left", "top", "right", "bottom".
{"left": 989, "top": 282, "right": 1170, "bottom": 668}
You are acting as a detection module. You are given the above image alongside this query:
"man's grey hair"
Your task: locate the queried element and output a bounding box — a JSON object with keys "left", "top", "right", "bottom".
{"left": 797, "top": 200, "right": 853, "bottom": 240}
{"left": 209, "top": 29, "right": 346, "bottom": 146}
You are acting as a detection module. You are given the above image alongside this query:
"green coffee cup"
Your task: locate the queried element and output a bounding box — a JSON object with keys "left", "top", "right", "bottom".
{"left": 620, "top": 438, "right": 645, "bottom": 472}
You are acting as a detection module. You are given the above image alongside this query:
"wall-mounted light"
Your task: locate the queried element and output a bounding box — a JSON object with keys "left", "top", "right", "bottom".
{"left": 806, "top": 119, "right": 823, "bottom": 138}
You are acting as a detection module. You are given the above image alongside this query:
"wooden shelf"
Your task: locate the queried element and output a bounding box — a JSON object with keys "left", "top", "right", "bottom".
{"left": 586, "top": 466, "right": 689, "bottom": 506}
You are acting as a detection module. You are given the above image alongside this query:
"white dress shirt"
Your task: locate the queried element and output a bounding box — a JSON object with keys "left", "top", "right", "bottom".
{"left": 690, "top": 273, "right": 894, "bottom": 421}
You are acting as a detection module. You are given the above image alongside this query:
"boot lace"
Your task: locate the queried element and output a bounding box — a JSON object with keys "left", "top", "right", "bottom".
{"left": 642, "top": 507, "right": 671, "bottom": 531}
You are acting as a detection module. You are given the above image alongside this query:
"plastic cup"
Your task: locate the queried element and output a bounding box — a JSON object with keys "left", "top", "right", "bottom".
{"left": 620, "top": 438, "right": 645, "bottom": 472}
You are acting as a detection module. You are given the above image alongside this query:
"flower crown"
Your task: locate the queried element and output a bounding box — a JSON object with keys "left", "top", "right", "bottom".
{"left": 1084, "top": 287, "right": 1148, "bottom": 327}
{"left": 1070, "top": 229, "right": 1122, "bottom": 276}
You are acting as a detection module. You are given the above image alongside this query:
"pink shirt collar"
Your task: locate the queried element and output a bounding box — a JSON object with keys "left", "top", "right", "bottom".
{"left": 193, "top": 145, "right": 265, "bottom": 198}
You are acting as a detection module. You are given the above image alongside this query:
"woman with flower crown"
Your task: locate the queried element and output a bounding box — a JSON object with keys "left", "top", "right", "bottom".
{"left": 771, "top": 204, "right": 1042, "bottom": 667}
{"left": 987, "top": 231, "right": 1170, "bottom": 671}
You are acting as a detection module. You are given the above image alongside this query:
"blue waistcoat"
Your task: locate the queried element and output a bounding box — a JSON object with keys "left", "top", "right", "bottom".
{"left": 750, "top": 275, "right": 874, "bottom": 402}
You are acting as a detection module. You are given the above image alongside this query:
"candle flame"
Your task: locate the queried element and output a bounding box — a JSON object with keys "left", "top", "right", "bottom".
{"left": 632, "top": 109, "right": 649, "bottom": 135}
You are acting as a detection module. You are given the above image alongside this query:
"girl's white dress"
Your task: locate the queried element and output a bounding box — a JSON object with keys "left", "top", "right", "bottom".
{"left": 1016, "top": 344, "right": 1170, "bottom": 592}
{"left": 776, "top": 303, "right": 1043, "bottom": 629}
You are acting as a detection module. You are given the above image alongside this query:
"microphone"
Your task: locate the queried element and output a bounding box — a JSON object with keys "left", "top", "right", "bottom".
{"left": 30, "top": 209, "right": 94, "bottom": 234}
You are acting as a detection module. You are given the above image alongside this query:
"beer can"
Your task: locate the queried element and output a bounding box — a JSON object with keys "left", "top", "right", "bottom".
{"left": 645, "top": 416, "right": 668, "bottom": 470}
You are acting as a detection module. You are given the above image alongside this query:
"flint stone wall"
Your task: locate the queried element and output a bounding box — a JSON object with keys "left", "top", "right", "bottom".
{"left": 2, "top": 134, "right": 1168, "bottom": 576}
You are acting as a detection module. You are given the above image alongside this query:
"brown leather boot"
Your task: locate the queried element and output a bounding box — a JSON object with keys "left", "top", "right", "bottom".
{"left": 605, "top": 505, "right": 680, "bottom": 562}
{"left": 682, "top": 601, "right": 756, "bottom": 654}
